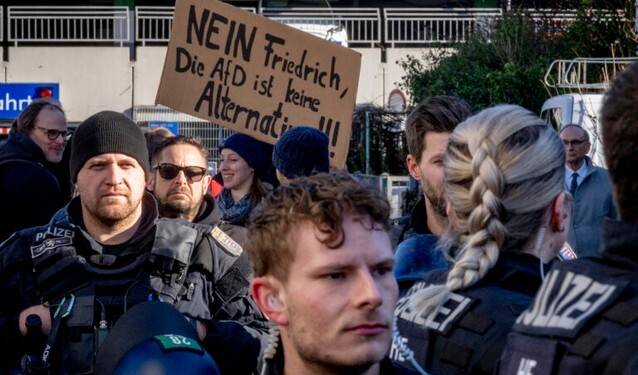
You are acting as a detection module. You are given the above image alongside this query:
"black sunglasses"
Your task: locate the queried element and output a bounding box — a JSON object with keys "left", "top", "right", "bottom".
{"left": 34, "top": 125, "right": 70, "bottom": 141}
{"left": 154, "top": 163, "right": 207, "bottom": 182}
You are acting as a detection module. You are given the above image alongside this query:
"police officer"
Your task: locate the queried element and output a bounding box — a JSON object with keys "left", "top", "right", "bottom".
{"left": 147, "top": 135, "right": 248, "bottom": 246}
{"left": 0, "top": 111, "right": 263, "bottom": 375}
{"left": 392, "top": 105, "right": 572, "bottom": 375}
{"left": 499, "top": 63, "right": 638, "bottom": 375}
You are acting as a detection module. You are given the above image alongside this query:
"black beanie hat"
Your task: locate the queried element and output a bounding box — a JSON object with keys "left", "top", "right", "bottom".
{"left": 219, "top": 133, "right": 273, "bottom": 181}
{"left": 273, "top": 126, "right": 330, "bottom": 179}
{"left": 70, "top": 111, "right": 149, "bottom": 182}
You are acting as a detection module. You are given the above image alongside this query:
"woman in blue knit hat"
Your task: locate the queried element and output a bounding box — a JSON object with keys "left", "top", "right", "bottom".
{"left": 217, "top": 133, "right": 274, "bottom": 226}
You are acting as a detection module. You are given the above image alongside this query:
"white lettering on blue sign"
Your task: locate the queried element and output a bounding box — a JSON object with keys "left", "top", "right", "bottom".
{"left": 0, "top": 93, "right": 32, "bottom": 112}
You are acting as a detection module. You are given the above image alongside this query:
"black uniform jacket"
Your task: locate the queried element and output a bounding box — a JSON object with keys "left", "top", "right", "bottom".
{"left": 394, "top": 252, "right": 548, "bottom": 375}
{"left": 0, "top": 193, "right": 265, "bottom": 375}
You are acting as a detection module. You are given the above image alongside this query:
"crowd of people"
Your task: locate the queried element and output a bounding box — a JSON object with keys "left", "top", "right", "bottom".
{"left": 0, "top": 62, "right": 636, "bottom": 375}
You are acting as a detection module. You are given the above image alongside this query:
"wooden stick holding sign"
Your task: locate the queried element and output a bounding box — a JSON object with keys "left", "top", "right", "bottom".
{"left": 156, "top": 0, "right": 361, "bottom": 168}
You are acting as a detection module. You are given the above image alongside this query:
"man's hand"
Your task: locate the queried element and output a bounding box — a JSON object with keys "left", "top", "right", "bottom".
{"left": 18, "top": 305, "right": 51, "bottom": 336}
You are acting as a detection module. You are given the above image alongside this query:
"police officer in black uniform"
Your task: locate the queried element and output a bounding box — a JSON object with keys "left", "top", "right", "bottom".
{"left": 392, "top": 105, "right": 572, "bottom": 374}
{"left": 0, "top": 111, "right": 264, "bottom": 375}
{"left": 499, "top": 63, "right": 638, "bottom": 375}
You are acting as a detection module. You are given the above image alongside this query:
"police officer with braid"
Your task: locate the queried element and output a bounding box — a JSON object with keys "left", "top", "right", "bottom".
{"left": 392, "top": 105, "right": 573, "bottom": 374}
{"left": 0, "top": 111, "right": 264, "bottom": 375}
{"left": 499, "top": 62, "right": 638, "bottom": 375}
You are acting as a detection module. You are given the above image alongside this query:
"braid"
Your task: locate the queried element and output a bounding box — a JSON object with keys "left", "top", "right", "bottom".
{"left": 410, "top": 104, "right": 565, "bottom": 319}
{"left": 447, "top": 139, "right": 506, "bottom": 291}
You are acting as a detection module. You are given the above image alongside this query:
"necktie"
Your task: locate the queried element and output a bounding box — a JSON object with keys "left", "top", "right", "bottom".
{"left": 569, "top": 172, "right": 578, "bottom": 196}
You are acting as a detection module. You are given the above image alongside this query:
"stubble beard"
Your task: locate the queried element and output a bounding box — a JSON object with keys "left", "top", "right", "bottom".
{"left": 88, "top": 197, "right": 140, "bottom": 228}
{"left": 285, "top": 306, "right": 385, "bottom": 375}
{"left": 158, "top": 196, "right": 200, "bottom": 221}
{"left": 423, "top": 179, "right": 448, "bottom": 227}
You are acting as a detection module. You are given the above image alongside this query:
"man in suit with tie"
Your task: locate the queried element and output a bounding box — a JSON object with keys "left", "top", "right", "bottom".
{"left": 559, "top": 124, "right": 616, "bottom": 257}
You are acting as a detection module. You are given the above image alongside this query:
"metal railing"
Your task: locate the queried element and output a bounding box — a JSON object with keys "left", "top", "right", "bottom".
{"left": 528, "top": 9, "right": 625, "bottom": 34}
{"left": 3, "top": 6, "right": 628, "bottom": 48}
{"left": 135, "top": 6, "right": 256, "bottom": 46}
{"left": 8, "top": 6, "right": 130, "bottom": 46}
{"left": 261, "top": 7, "right": 381, "bottom": 47}
{"left": 384, "top": 8, "right": 502, "bottom": 47}
{"left": 544, "top": 57, "right": 638, "bottom": 90}
{"left": 133, "top": 105, "right": 234, "bottom": 164}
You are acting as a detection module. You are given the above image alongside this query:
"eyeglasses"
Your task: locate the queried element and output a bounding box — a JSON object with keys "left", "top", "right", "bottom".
{"left": 154, "top": 163, "right": 207, "bottom": 183}
{"left": 34, "top": 125, "right": 69, "bottom": 141}
{"left": 562, "top": 139, "right": 588, "bottom": 147}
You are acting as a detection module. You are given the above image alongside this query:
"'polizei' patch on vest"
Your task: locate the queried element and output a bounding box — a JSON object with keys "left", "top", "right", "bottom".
{"left": 514, "top": 268, "right": 626, "bottom": 338}
{"left": 153, "top": 334, "right": 203, "bottom": 353}
{"left": 395, "top": 281, "right": 474, "bottom": 335}
{"left": 33, "top": 226, "right": 74, "bottom": 243}
{"left": 30, "top": 236, "right": 74, "bottom": 259}
{"left": 211, "top": 226, "right": 243, "bottom": 257}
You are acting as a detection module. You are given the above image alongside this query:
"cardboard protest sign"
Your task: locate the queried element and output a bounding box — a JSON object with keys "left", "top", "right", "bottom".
{"left": 156, "top": 0, "right": 361, "bottom": 167}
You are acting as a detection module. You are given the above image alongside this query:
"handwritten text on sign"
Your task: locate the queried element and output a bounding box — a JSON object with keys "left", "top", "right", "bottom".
{"left": 156, "top": 0, "right": 361, "bottom": 167}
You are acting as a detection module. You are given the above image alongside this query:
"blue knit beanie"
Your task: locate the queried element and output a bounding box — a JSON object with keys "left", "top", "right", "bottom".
{"left": 273, "top": 126, "right": 330, "bottom": 179}
{"left": 220, "top": 133, "right": 273, "bottom": 181}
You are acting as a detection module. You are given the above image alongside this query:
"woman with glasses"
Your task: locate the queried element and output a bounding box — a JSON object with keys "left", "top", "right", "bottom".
{"left": 217, "top": 133, "right": 275, "bottom": 226}
{"left": 0, "top": 98, "right": 69, "bottom": 242}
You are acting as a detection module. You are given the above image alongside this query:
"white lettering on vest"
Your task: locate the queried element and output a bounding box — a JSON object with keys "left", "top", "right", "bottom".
{"left": 517, "top": 270, "right": 616, "bottom": 330}
{"left": 396, "top": 281, "right": 472, "bottom": 333}
{"left": 516, "top": 358, "right": 537, "bottom": 375}
{"left": 35, "top": 227, "right": 74, "bottom": 242}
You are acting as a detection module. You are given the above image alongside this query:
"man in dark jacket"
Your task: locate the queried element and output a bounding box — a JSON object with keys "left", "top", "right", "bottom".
{"left": 0, "top": 111, "right": 263, "bottom": 375}
{"left": 0, "top": 98, "right": 68, "bottom": 242}
{"left": 393, "top": 96, "right": 473, "bottom": 291}
{"left": 499, "top": 62, "right": 638, "bottom": 375}
{"left": 147, "top": 135, "right": 248, "bottom": 247}
{"left": 247, "top": 171, "right": 418, "bottom": 375}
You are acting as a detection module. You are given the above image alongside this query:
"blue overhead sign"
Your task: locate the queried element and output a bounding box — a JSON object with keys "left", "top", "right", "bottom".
{"left": 0, "top": 83, "right": 60, "bottom": 119}
{"left": 149, "top": 121, "right": 179, "bottom": 135}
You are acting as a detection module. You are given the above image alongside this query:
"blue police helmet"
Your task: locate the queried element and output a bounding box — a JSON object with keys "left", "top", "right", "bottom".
{"left": 95, "top": 301, "right": 220, "bottom": 375}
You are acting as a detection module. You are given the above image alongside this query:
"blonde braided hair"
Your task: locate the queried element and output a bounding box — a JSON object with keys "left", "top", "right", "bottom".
{"left": 411, "top": 105, "right": 565, "bottom": 317}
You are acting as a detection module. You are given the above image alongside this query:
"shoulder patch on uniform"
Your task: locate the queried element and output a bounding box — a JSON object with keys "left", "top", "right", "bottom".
{"left": 211, "top": 226, "right": 243, "bottom": 257}
{"left": 514, "top": 268, "right": 627, "bottom": 338}
{"left": 30, "top": 227, "right": 74, "bottom": 259}
{"left": 30, "top": 237, "right": 73, "bottom": 259}
{"left": 395, "top": 281, "right": 475, "bottom": 335}
{"left": 558, "top": 242, "right": 578, "bottom": 261}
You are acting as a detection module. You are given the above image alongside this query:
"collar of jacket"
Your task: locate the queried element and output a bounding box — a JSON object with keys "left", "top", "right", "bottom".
{"left": 409, "top": 196, "right": 432, "bottom": 235}
{"left": 601, "top": 219, "right": 638, "bottom": 267}
{"left": 56, "top": 192, "right": 159, "bottom": 254}
{"left": 0, "top": 131, "right": 48, "bottom": 165}
{"left": 194, "top": 193, "right": 223, "bottom": 225}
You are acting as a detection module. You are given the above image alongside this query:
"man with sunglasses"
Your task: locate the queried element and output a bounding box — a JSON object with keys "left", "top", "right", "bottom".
{"left": 559, "top": 124, "right": 616, "bottom": 257}
{"left": 0, "top": 98, "right": 69, "bottom": 242}
{"left": 0, "top": 111, "right": 264, "bottom": 375}
{"left": 148, "top": 135, "right": 249, "bottom": 265}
